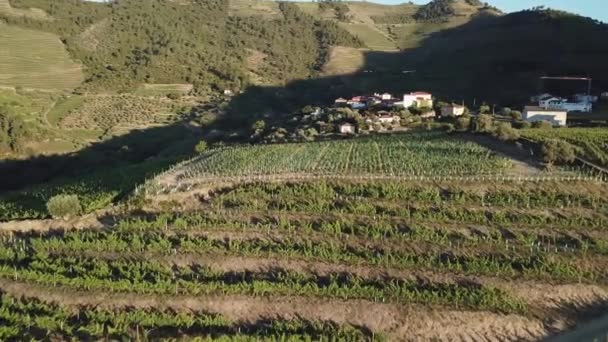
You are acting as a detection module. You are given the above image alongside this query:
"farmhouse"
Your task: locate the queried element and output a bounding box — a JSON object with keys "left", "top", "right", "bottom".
{"left": 524, "top": 106, "right": 568, "bottom": 127}
{"left": 403, "top": 92, "right": 433, "bottom": 109}
{"left": 538, "top": 96, "right": 592, "bottom": 113}
{"left": 441, "top": 104, "right": 466, "bottom": 117}
{"left": 338, "top": 122, "right": 356, "bottom": 134}
{"left": 378, "top": 114, "right": 400, "bottom": 124}
{"left": 334, "top": 97, "right": 348, "bottom": 106}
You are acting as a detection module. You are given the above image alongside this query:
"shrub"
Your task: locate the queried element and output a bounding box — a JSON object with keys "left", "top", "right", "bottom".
{"left": 501, "top": 107, "right": 512, "bottom": 116}
{"left": 455, "top": 116, "right": 471, "bottom": 131}
{"left": 194, "top": 140, "right": 208, "bottom": 153}
{"left": 532, "top": 120, "right": 553, "bottom": 129}
{"left": 471, "top": 114, "right": 494, "bottom": 132}
{"left": 493, "top": 122, "right": 520, "bottom": 141}
{"left": 513, "top": 120, "right": 532, "bottom": 129}
{"left": 510, "top": 110, "right": 523, "bottom": 121}
{"left": 47, "top": 195, "right": 82, "bottom": 219}
{"left": 541, "top": 139, "right": 577, "bottom": 165}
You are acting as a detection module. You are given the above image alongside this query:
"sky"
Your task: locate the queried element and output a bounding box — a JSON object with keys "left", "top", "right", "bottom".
{"left": 354, "top": 0, "right": 607, "bottom": 22}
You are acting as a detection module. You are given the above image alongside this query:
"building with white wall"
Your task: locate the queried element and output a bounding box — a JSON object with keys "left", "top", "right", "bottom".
{"left": 403, "top": 92, "right": 433, "bottom": 109}
{"left": 524, "top": 106, "right": 568, "bottom": 127}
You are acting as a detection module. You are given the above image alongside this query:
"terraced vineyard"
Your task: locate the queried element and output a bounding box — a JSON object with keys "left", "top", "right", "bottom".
{"left": 1, "top": 175, "right": 608, "bottom": 340}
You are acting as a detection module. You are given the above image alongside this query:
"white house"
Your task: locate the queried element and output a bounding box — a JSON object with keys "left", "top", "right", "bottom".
{"left": 403, "top": 92, "right": 433, "bottom": 109}
{"left": 539, "top": 97, "right": 592, "bottom": 113}
{"left": 441, "top": 104, "right": 466, "bottom": 117}
{"left": 378, "top": 115, "right": 400, "bottom": 124}
{"left": 338, "top": 122, "right": 356, "bottom": 134}
{"left": 524, "top": 106, "right": 568, "bottom": 127}
{"left": 531, "top": 93, "right": 554, "bottom": 103}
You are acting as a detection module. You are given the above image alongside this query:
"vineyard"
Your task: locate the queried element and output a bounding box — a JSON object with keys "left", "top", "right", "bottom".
{"left": 1, "top": 129, "right": 608, "bottom": 339}
{"left": 520, "top": 128, "right": 608, "bottom": 167}
{"left": 1, "top": 174, "right": 608, "bottom": 339}
{"left": 169, "top": 131, "right": 514, "bottom": 181}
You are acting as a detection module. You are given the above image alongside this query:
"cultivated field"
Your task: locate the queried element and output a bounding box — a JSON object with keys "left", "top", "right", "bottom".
{"left": 0, "top": 0, "right": 49, "bottom": 19}
{"left": 521, "top": 128, "right": 608, "bottom": 168}
{"left": 339, "top": 23, "right": 398, "bottom": 51}
{"left": 1, "top": 129, "right": 607, "bottom": 339}
{"left": 57, "top": 94, "right": 194, "bottom": 133}
{"left": 0, "top": 22, "right": 83, "bottom": 90}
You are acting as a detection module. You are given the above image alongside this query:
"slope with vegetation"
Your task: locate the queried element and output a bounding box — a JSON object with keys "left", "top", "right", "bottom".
{"left": 0, "top": 129, "right": 607, "bottom": 339}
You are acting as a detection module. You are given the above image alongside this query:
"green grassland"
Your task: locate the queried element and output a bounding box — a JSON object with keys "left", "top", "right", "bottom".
{"left": 0, "top": 22, "right": 83, "bottom": 90}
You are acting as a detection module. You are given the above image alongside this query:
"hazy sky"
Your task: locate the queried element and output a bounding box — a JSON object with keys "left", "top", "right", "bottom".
{"left": 347, "top": 0, "right": 607, "bottom": 21}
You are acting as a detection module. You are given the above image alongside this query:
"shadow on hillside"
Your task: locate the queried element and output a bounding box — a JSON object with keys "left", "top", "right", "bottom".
{"left": 0, "top": 121, "right": 200, "bottom": 192}
{"left": 2, "top": 10, "right": 608, "bottom": 193}
{"left": 220, "top": 10, "right": 608, "bottom": 132}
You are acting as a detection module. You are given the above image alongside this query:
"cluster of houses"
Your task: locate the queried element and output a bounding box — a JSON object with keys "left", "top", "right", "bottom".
{"left": 335, "top": 92, "right": 435, "bottom": 111}
{"left": 524, "top": 92, "right": 599, "bottom": 127}
{"left": 333, "top": 91, "right": 474, "bottom": 134}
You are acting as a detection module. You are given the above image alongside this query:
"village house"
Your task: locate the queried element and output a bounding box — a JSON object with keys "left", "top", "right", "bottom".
{"left": 347, "top": 96, "right": 367, "bottom": 109}
{"left": 403, "top": 92, "right": 433, "bottom": 109}
{"left": 334, "top": 97, "right": 348, "bottom": 106}
{"left": 378, "top": 114, "right": 400, "bottom": 124}
{"left": 338, "top": 122, "right": 356, "bottom": 134}
{"left": 524, "top": 106, "right": 568, "bottom": 127}
{"left": 441, "top": 104, "right": 466, "bottom": 117}
{"left": 420, "top": 110, "right": 437, "bottom": 119}
{"left": 531, "top": 93, "right": 553, "bottom": 103}
{"left": 538, "top": 96, "right": 592, "bottom": 113}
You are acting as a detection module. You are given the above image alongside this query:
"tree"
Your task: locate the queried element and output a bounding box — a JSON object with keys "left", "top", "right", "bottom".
{"left": 471, "top": 114, "right": 493, "bottom": 132}
{"left": 194, "top": 140, "right": 208, "bottom": 153}
{"left": 455, "top": 116, "right": 471, "bottom": 131}
{"left": 479, "top": 104, "right": 491, "bottom": 114}
{"left": 47, "top": 195, "right": 82, "bottom": 219}
{"left": 541, "top": 139, "right": 577, "bottom": 165}
{"left": 493, "top": 122, "right": 520, "bottom": 141}
{"left": 510, "top": 110, "right": 522, "bottom": 121}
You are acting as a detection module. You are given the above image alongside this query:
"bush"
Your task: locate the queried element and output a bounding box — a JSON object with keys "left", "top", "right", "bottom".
{"left": 471, "top": 114, "right": 494, "bottom": 132}
{"left": 501, "top": 107, "right": 512, "bottom": 116}
{"left": 493, "top": 122, "right": 520, "bottom": 141}
{"left": 47, "top": 195, "right": 82, "bottom": 219}
{"left": 513, "top": 120, "right": 532, "bottom": 129}
{"left": 194, "top": 140, "right": 208, "bottom": 153}
{"left": 532, "top": 120, "right": 553, "bottom": 129}
{"left": 541, "top": 139, "right": 577, "bottom": 165}
{"left": 510, "top": 110, "right": 522, "bottom": 121}
{"left": 455, "top": 116, "right": 471, "bottom": 131}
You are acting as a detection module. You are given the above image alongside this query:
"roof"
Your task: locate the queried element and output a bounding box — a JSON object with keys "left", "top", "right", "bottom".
{"left": 339, "top": 122, "right": 355, "bottom": 127}
{"left": 335, "top": 97, "right": 347, "bottom": 102}
{"left": 525, "top": 106, "right": 567, "bottom": 113}
{"left": 409, "top": 91, "right": 431, "bottom": 96}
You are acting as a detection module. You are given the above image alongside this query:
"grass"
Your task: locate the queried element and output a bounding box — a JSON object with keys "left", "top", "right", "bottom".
{"left": 46, "top": 95, "right": 85, "bottom": 126}
{"left": 0, "top": 0, "right": 49, "bottom": 19}
{"left": 0, "top": 22, "right": 83, "bottom": 90}
{"left": 228, "top": 0, "right": 282, "bottom": 18}
{"left": 322, "top": 46, "right": 365, "bottom": 76}
{"left": 133, "top": 83, "right": 193, "bottom": 97}
{"left": 338, "top": 23, "right": 397, "bottom": 51}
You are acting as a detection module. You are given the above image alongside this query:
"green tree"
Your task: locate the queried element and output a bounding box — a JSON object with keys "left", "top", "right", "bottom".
{"left": 510, "top": 110, "right": 522, "bottom": 121}
{"left": 493, "top": 122, "right": 520, "bottom": 141}
{"left": 541, "top": 139, "right": 577, "bottom": 165}
{"left": 194, "top": 140, "right": 208, "bottom": 153}
{"left": 471, "top": 114, "right": 493, "bottom": 132}
{"left": 47, "top": 195, "right": 82, "bottom": 219}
